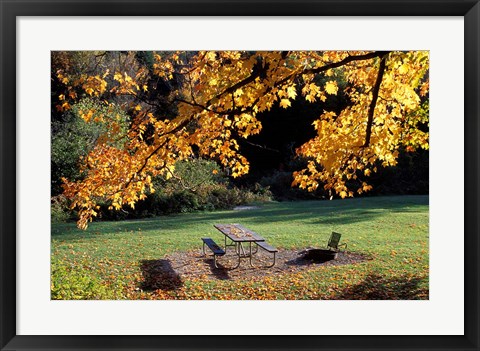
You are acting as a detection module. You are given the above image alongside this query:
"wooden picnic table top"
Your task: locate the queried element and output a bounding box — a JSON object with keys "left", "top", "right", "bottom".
{"left": 213, "top": 224, "right": 265, "bottom": 242}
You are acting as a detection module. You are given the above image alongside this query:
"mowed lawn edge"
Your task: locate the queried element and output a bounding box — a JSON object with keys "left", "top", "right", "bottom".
{"left": 51, "top": 195, "right": 429, "bottom": 300}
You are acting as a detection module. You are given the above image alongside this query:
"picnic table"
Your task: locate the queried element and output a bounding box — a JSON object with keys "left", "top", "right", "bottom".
{"left": 213, "top": 224, "right": 275, "bottom": 269}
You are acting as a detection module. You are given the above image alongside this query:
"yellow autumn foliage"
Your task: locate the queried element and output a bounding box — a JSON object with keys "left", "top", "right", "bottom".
{"left": 57, "top": 50, "right": 429, "bottom": 229}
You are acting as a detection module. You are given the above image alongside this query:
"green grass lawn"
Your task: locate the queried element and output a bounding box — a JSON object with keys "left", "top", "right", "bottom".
{"left": 51, "top": 195, "right": 429, "bottom": 300}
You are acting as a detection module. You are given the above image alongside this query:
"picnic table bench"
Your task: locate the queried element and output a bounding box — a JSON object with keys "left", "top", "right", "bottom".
{"left": 201, "top": 237, "right": 226, "bottom": 268}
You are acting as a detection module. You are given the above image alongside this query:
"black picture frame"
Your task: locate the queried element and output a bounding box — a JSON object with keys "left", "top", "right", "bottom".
{"left": 1, "top": 1, "right": 479, "bottom": 350}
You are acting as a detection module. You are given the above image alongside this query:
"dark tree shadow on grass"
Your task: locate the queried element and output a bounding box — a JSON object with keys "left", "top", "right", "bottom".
{"left": 139, "top": 259, "right": 183, "bottom": 291}
{"left": 331, "top": 273, "right": 429, "bottom": 300}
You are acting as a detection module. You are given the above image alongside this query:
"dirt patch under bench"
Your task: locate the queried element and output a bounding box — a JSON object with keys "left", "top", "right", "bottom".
{"left": 147, "top": 248, "right": 370, "bottom": 282}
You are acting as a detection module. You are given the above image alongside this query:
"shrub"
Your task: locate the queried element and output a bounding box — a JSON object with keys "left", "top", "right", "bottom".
{"left": 57, "top": 158, "right": 273, "bottom": 222}
{"left": 145, "top": 158, "right": 272, "bottom": 214}
{"left": 51, "top": 195, "right": 72, "bottom": 223}
{"left": 51, "top": 257, "right": 118, "bottom": 300}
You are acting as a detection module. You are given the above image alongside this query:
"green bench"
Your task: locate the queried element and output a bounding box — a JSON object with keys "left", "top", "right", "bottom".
{"left": 255, "top": 241, "right": 278, "bottom": 267}
{"left": 201, "top": 237, "right": 225, "bottom": 268}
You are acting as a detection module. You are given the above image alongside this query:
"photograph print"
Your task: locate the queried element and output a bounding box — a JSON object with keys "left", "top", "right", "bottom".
{"left": 51, "top": 50, "right": 429, "bottom": 300}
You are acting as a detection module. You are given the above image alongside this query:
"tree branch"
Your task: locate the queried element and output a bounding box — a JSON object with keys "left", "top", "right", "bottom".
{"left": 174, "top": 51, "right": 390, "bottom": 120}
{"left": 207, "top": 58, "right": 267, "bottom": 105}
{"left": 273, "top": 51, "right": 390, "bottom": 89}
{"left": 241, "top": 140, "right": 280, "bottom": 153}
{"left": 304, "top": 51, "right": 389, "bottom": 76}
{"left": 363, "top": 53, "right": 388, "bottom": 147}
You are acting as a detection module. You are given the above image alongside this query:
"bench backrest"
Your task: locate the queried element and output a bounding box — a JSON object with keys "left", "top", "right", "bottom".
{"left": 327, "top": 232, "right": 342, "bottom": 250}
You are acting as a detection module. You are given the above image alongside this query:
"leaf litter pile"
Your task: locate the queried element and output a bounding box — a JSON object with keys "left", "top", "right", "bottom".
{"left": 142, "top": 248, "right": 369, "bottom": 282}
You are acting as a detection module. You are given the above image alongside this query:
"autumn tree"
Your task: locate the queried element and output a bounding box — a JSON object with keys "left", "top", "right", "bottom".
{"left": 53, "top": 50, "right": 429, "bottom": 229}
